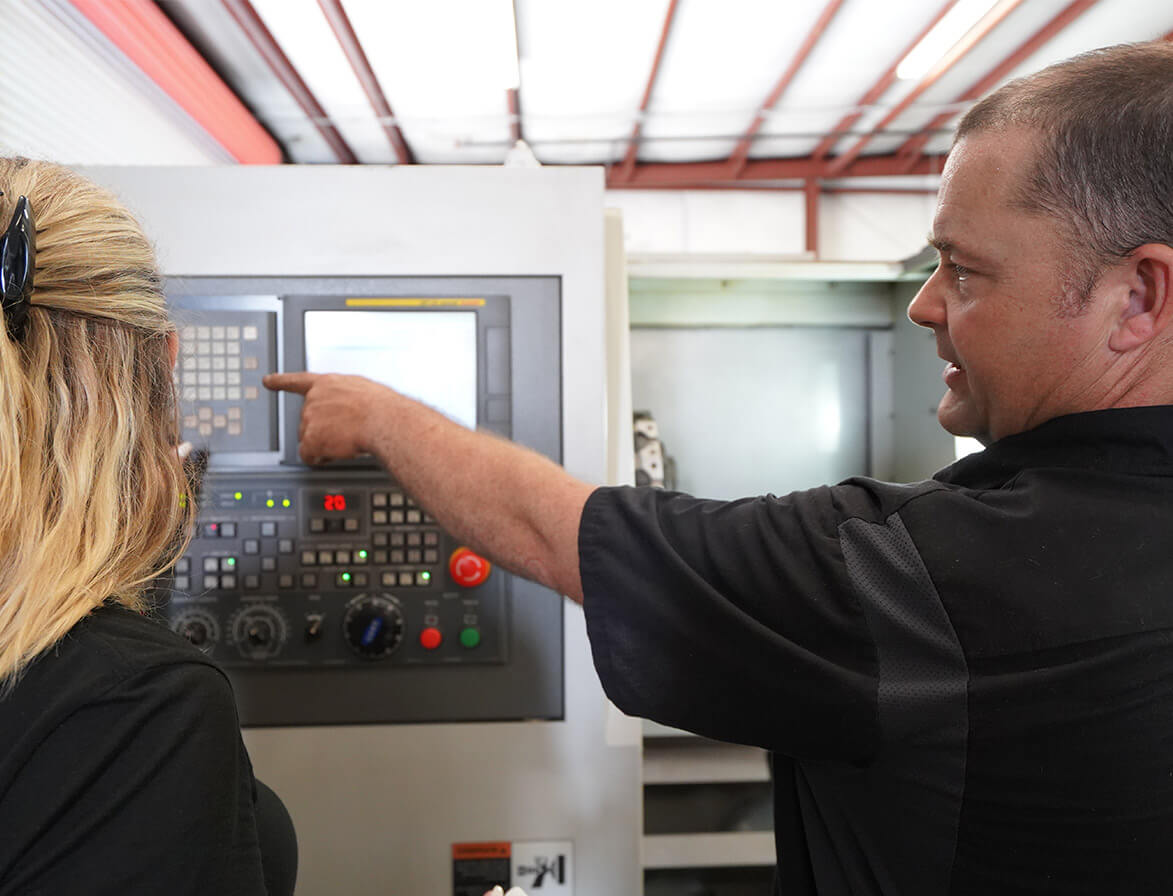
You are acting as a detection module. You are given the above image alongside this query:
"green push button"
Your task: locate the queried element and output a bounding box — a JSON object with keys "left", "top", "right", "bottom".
{"left": 459, "top": 627, "right": 481, "bottom": 649}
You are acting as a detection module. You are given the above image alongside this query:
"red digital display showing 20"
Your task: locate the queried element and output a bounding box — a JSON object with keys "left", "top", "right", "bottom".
{"left": 323, "top": 493, "right": 347, "bottom": 512}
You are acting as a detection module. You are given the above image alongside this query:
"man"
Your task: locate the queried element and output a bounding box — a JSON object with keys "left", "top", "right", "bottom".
{"left": 267, "top": 42, "right": 1173, "bottom": 896}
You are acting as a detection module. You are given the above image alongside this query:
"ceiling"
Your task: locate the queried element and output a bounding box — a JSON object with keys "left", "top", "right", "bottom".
{"left": 4, "top": 0, "right": 1173, "bottom": 190}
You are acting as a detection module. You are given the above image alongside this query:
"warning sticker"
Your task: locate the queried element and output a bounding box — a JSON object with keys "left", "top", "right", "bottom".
{"left": 453, "top": 842, "right": 511, "bottom": 896}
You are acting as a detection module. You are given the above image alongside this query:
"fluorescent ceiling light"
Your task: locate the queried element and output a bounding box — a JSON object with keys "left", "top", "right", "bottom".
{"left": 896, "top": 0, "right": 1000, "bottom": 80}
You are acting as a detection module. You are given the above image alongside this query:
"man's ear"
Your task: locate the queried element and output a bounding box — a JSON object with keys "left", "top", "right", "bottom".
{"left": 1108, "top": 243, "right": 1173, "bottom": 353}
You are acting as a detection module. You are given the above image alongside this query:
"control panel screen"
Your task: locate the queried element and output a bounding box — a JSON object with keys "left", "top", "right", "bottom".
{"left": 304, "top": 311, "right": 477, "bottom": 429}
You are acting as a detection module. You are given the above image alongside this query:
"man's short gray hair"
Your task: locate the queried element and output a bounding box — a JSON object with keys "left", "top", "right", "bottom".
{"left": 957, "top": 41, "right": 1173, "bottom": 311}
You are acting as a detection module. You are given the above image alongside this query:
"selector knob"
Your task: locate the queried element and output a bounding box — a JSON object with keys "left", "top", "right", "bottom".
{"left": 449, "top": 547, "right": 491, "bottom": 588}
{"left": 173, "top": 609, "right": 220, "bottom": 652}
{"left": 229, "top": 606, "right": 288, "bottom": 661}
{"left": 343, "top": 593, "right": 405, "bottom": 660}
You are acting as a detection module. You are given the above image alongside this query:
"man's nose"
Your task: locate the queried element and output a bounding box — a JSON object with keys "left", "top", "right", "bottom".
{"left": 907, "top": 276, "right": 945, "bottom": 330}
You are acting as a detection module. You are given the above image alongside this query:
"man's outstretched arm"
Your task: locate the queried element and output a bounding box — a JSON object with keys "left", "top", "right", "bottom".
{"left": 264, "top": 372, "right": 594, "bottom": 602}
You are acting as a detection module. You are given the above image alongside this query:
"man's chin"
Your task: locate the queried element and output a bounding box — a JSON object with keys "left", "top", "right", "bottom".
{"left": 937, "top": 397, "right": 990, "bottom": 444}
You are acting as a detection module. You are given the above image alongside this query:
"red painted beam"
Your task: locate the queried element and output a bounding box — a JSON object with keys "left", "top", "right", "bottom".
{"left": 67, "top": 0, "right": 281, "bottom": 163}
{"left": 728, "top": 0, "right": 848, "bottom": 175}
{"left": 317, "top": 0, "right": 412, "bottom": 164}
{"left": 507, "top": 88, "right": 522, "bottom": 143}
{"left": 812, "top": 0, "right": 958, "bottom": 160}
{"left": 804, "top": 178, "right": 820, "bottom": 257}
{"left": 617, "top": 152, "right": 950, "bottom": 188}
{"left": 614, "top": 0, "right": 681, "bottom": 185}
{"left": 221, "top": 0, "right": 358, "bottom": 164}
{"left": 826, "top": 0, "right": 1025, "bottom": 176}
{"left": 896, "top": 0, "right": 1099, "bottom": 166}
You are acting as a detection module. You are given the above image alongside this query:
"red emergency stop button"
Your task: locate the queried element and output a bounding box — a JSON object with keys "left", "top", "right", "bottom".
{"left": 419, "top": 627, "right": 442, "bottom": 650}
{"left": 449, "top": 547, "right": 491, "bottom": 587}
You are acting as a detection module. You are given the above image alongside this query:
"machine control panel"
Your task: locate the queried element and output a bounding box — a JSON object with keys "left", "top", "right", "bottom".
{"left": 165, "top": 473, "right": 504, "bottom": 667}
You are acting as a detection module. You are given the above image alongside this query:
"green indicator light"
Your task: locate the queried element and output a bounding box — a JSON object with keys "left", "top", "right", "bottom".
{"left": 225, "top": 557, "right": 236, "bottom": 568}
{"left": 266, "top": 499, "right": 275, "bottom": 508}
{"left": 357, "top": 550, "right": 368, "bottom": 560}
{"left": 341, "top": 572, "right": 352, "bottom": 583}
{"left": 460, "top": 627, "right": 481, "bottom": 649}
{"left": 282, "top": 498, "right": 292, "bottom": 508}
{"left": 420, "top": 571, "right": 431, "bottom": 583}
{"left": 233, "top": 491, "right": 243, "bottom": 501}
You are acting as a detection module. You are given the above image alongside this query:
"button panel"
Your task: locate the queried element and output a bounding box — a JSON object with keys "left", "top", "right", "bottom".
{"left": 163, "top": 473, "right": 503, "bottom": 669}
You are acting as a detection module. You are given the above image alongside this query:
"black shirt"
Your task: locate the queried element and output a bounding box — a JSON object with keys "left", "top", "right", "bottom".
{"left": 0, "top": 605, "right": 290, "bottom": 895}
{"left": 580, "top": 406, "right": 1173, "bottom": 895}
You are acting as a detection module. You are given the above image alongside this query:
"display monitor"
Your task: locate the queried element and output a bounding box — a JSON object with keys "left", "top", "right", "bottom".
{"left": 304, "top": 310, "right": 478, "bottom": 429}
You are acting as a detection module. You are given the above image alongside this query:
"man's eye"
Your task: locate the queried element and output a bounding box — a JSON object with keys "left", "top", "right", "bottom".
{"left": 949, "top": 263, "right": 971, "bottom": 281}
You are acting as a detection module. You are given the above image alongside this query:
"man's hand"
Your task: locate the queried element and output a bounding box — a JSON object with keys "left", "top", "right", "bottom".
{"left": 263, "top": 372, "right": 391, "bottom": 465}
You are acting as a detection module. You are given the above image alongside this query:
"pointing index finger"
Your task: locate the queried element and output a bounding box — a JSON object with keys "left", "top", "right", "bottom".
{"left": 263, "top": 371, "right": 318, "bottom": 395}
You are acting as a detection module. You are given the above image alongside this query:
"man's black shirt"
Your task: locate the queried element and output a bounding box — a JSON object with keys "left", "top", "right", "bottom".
{"left": 580, "top": 406, "right": 1173, "bottom": 895}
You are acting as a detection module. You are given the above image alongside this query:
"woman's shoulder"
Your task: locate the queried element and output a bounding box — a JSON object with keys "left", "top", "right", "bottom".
{"left": 3, "top": 603, "right": 227, "bottom": 722}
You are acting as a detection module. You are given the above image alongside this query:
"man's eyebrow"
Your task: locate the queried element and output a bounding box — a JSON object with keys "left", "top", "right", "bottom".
{"left": 927, "top": 234, "right": 952, "bottom": 254}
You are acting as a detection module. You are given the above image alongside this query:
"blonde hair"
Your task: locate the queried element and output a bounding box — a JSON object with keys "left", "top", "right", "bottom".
{"left": 0, "top": 158, "right": 193, "bottom": 688}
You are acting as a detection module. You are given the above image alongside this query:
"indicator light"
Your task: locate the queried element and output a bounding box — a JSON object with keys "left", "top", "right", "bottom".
{"left": 234, "top": 491, "right": 243, "bottom": 501}
{"left": 282, "top": 498, "right": 292, "bottom": 508}
{"left": 357, "top": 550, "right": 368, "bottom": 560}
{"left": 420, "top": 571, "right": 431, "bottom": 583}
{"left": 266, "top": 499, "right": 275, "bottom": 508}
{"left": 225, "top": 557, "right": 236, "bottom": 568}
{"left": 341, "top": 572, "right": 352, "bottom": 583}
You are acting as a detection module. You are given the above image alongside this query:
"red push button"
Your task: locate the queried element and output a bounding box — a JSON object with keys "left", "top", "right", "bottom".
{"left": 419, "top": 627, "right": 442, "bottom": 650}
{"left": 449, "top": 547, "right": 491, "bottom": 588}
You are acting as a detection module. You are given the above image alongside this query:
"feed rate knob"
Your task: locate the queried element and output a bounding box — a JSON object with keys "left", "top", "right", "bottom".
{"left": 343, "top": 594, "right": 405, "bottom": 660}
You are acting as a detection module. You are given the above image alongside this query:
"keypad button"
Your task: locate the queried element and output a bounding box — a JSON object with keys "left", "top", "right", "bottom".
{"left": 372, "top": 492, "right": 388, "bottom": 507}
{"left": 353, "top": 551, "right": 369, "bottom": 565}
{"left": 407, "top": 533, "right": 422, "bottom": 547}
{"left": 354, "top": 572, "right": 369, "bottom": 587}
{"left": 423, "top": 531, "right": 439, "bottom": 546}
{"left": 398, "top": 572, "right": 413, "bottom": 586}
{"left": 424, "top": 550, "right": 438, "bottom": 564}
{"left": 373, "top": 550, "right": 388, "bottom": 565}
{"left": 278, "top": 539, "right": 294, "bottom": 554}
{"left": 372, "top": 532, "right": 388, "bottom": 547}
{"left": 406, "top": 510, "right": 422, "bottom": 524}
{"left": 176, "top": 557, "right": 190, "bottom": 574}
{"left": 344, "top": 518, "right": 359, "bottom": 533}
{"left": 261, "top": 556, "right": 277, "bottom": 572}
{"left": 390, "top": 550, "right": 405, "bottom": 565}
{"left": 301, "top": 551, "right": 316, "bottom": 566}
{"left": 407, "top": 550, "right": 422, "bottom": 564}
{"left": 415, "top": 571, "right": 430, "bottom": 586}
{"left": 244, "top": 539, "right": 260, "bottom": 555}
{"left": 204, "top": 575, "right": 219, "bottom": 590}
{"left": 260, "top": 522, "right": 277, "bottom": 537}
{"left": 221, "top": 523, "right": 237, "bottom": 538}
{"left": 219, "top": 557, "right": 236, "bottom": 572}
{"left": 317, "top": 550, "right": 333, "bottom": 566}
{"left": 390, "top": 533, "right": 405, "bottom": 547}
{"left": 390, "top": 492, "right": 405, "bottom": 506}
{"left": 220, "top": 574, "right": 236, "bottom": 590}
{"left": 300, "top": 573, "right": 317, "bottom": 589}
{"left": 389, "top": 510, "right": 405, "bottom": 524}
{"left": 279, "top": 574, "right": 294, "bottom": 589}
{"left": 335, "top": 573, "right": 352, "bottom": 588}
{"left": 372, "top": 510, "right": 388, "bottom": 525}
{"left": 174, "top": 576, "right": 189, "bottom": 591}
{"left": 203, "top": 557, "right": 218, "bottom": 572}
{"left": 381, "top": 572, "right": 395, "bottom": 587}
{"left": 244, "top": 575, "right": 260, "bottom": 590}
{"left": 335, "top": 550, "right": 351, "bottom": 565}
{"left": 310, "top": 518, "right": 325, "bottom": 533}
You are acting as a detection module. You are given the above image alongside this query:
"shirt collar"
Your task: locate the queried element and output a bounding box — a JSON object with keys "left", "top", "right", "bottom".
{"left": 934, "top": 406, "right": 1173, "bottom": 490}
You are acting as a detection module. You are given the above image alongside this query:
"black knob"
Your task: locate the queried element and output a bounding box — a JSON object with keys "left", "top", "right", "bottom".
{"left": 182, "top": 621, "right": 209, "bottom": 647}
{"left": 342, "top": 594, "right": 404, "bottom": 660}
{"left": 247, "top": 621, "right": 273, "bottom": 647}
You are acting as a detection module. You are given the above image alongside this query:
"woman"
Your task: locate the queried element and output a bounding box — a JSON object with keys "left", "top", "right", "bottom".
{"left": 0, "top": 158, "right": 295, "bottom": 895}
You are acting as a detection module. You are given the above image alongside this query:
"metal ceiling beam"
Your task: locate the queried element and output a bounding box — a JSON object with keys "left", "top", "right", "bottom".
{"left": 220, "top": 0, "right": 358, "bottom": 164}
{"left": 67, "top": 0, "right": 281, "bottom": 162}
{"left": 804, "top": 178, "right": 820, "bottom": 257}
{"left": 895, "top": 0, "right": 1100, "bottom": 166}
{"left": 812, "top": 0, "right": 958, "bottom": 160}
{"left": 612, "top": 0, "right": 681, "bottom": 185}
{"left": 507, "top": 88, "right": 523, "bottom": 143}
{"left": 317, "top": 0, "right": 412, "bottom": 164}
{"left": 825, "top": 0, "right": 1024, "bottom": 176}
{"left": 727, "top": 0, "right": 848, "bottom": 176}
{"left": 617, "top": 152, "right": 949, "bottom": 188}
